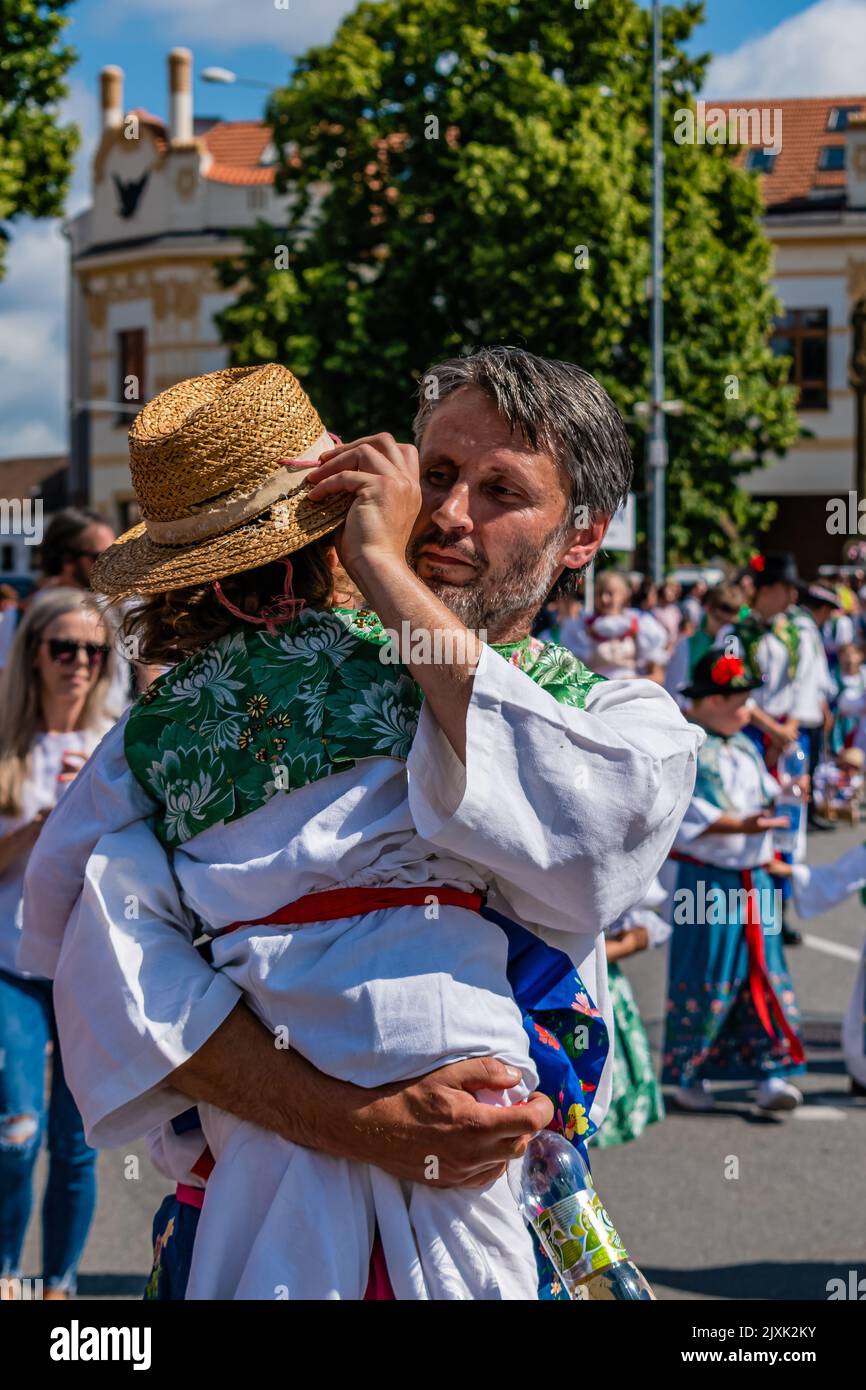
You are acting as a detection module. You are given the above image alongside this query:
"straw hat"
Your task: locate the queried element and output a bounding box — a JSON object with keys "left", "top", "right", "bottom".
{"left": 90, "top": 364, "right": 350, "bottom": 598}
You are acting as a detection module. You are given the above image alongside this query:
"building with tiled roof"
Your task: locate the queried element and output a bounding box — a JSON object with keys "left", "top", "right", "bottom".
{"left": 710, "top": 96, "right": 866, "bottom": 568}
{"left": 66, "top": 50, "right": 288, "bottom": 529}
{"left": 69, "top": 61, "right": 866, "bottom": 567}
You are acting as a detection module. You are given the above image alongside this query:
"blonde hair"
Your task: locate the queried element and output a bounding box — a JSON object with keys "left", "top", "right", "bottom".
{"left": 0, "top": 588, "right": 115, "bottom": 816}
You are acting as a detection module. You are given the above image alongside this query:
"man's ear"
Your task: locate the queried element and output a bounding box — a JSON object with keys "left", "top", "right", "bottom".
{"left": 558, "top": 514, "right": 610, "bottom": 573}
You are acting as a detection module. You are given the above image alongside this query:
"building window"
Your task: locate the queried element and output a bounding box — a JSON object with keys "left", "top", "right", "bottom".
{"left": 771, "top": 309, "right": 829, "bottom": 411}
{"left": 745, "top": 148, "right": 777, "bottom": 174}
{"left": 116, "top": 328, "right": 146, "bottom": 426}
{"left": 818, "top": 145, "right": 846, "bottom": 172}
{"left": 827, "top": 106, "right": 862, "bottom": 131}
{"left": 247, "top": 188, "right": 267, "bottom": 209}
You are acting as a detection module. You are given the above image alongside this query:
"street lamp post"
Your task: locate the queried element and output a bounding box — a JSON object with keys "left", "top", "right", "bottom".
{"left": 200, "top": 67, "right": 274, "bottom": 90}
{"left": 647, "top": 0, "right": 667, "bottom": 585}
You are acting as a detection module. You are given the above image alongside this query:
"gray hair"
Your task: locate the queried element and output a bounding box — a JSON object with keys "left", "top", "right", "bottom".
{"left": 413, "top": 345, "right": 633, "bottom": 522}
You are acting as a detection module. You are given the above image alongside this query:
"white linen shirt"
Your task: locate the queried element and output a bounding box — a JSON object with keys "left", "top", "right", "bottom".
{"left": 669, "top": 735, "right": 781, "bottom": 870}
{"left": 20, "top": 644, "right": 701, "bottom": 1145}
{"left": 789, "top": 610, "right": 835, "bottom": 726}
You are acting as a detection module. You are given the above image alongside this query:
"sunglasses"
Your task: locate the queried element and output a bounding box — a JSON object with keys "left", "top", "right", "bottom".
{"left": 710, "top": 603, "right": 739, "bottom": 618}
{"left": 43, "top": 638, "right": 110, "bottom": 668}
{"left": 70, "top": 549, "right": 102, "bottom": 562}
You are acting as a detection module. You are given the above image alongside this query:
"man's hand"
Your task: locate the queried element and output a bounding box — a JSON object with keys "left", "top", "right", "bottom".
{"left": 298, "top": 433, "right": 422, "bottom": 585}
{"left": 172, "top": 1003, "right": 553, "bottom": 1189}
{"left": 341, "top": 1057, "right": 554, "bottom": 1187}
{"left": 292, "top": 431, "right": 483, "bottom": 763}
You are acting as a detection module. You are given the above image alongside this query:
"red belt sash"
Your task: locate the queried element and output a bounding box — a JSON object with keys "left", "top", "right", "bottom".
{"left": 177, "top": 884, "right": 486, "bottom": 1297}
{"left": 223, "top": 884, "right": 485, "bottom": 935}
{"left": 670, "top": 850, "right": 805, "bottom": 1064}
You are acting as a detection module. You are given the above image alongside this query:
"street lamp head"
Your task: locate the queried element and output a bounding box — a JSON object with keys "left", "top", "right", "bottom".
{"left": 201, "top": 67, "right": 236, "bottom": 84}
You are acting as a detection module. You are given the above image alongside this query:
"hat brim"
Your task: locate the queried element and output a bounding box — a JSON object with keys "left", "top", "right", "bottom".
{"left": 680, "top": 676, "right": 764, "bottom": 700}
{"left": 90, "top": 486, "right": 351, "bottom": 599}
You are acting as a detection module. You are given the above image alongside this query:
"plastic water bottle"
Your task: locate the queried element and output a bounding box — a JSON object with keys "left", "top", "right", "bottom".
{"left": 774, "top": 741, "right": 806, "bottom": 854}
{"left": 509, "top": 1130, "right": 655, "bottom": 1300}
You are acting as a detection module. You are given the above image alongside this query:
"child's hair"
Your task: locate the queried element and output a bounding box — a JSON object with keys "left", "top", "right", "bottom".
{"left": 116, "top": 535, "right": 341, "bottom": 666}
{"left": 0, "top": 588, "right": 115, "bottom": 817}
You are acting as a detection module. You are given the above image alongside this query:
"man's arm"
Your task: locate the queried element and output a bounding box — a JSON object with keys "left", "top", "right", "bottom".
{"left": 175, "top": 1002, "right": 551, "bottom": 1187}
{"left": 52, "top": 821, "right": 552, "bottom": 1184}
{"left": 304, "top": 435, "right": 481, "bottom": 762}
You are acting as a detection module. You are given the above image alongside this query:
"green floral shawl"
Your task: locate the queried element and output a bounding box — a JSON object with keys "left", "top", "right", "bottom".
{"left": 125, "top": 607, "right": 605, "bottom": 849}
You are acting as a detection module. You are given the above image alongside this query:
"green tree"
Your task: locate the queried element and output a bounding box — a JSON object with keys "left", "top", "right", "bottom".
{"left": 0, "top": 0, "right": 79, "bottom": 280}
{"left": 216, "top": 0, "right": 799, "bottom": 565}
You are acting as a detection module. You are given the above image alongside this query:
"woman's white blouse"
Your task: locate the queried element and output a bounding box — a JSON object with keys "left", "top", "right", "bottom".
{"left": 0, "top": 728, "right": 104, "bottom": 976}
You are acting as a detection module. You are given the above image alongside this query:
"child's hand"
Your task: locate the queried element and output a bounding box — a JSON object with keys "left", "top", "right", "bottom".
{"left": 739, "top": 811, "right": 788, "bottom": 835}
{"left": 767, "top": 859, "right": 794, "bottom": 879}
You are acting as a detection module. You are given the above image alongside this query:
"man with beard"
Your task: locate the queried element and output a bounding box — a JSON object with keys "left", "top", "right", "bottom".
{"left": 20, "top": 348, "right": 700, "bottom": 1297}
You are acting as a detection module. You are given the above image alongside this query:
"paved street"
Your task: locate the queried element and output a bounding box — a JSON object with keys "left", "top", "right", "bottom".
{"left": 20, "top": 824, "right": 866, "bottom": 1301}
{"left": 592, "top": 822, "right": 866, "bottom": 1302}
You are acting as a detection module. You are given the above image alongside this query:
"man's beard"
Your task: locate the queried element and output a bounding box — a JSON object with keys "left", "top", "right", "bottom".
{"left": 407, "top": 519, "right": 571, "bottom": 635}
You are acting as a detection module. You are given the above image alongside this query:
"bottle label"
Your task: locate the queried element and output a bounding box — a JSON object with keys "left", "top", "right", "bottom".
{"left": 533, "top": 1189, "right": 629, "bottom": 1281}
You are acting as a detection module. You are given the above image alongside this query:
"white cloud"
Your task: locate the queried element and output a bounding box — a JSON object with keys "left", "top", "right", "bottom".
{"left": 0, "top": 80, "right": 98, "bottom": 459}
{"left": 705, "top": 0, "right": 866, "bottom": 98}
{"left": 96, "top": 0, "right": 355, "bottom": 50}
{"left": 0, "top": 226, "right": 69, "bottom": 455}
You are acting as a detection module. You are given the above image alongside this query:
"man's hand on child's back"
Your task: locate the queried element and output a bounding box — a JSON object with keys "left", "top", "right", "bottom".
{"left": 346, "top": 1057, "right": 554, "bottom": 1188}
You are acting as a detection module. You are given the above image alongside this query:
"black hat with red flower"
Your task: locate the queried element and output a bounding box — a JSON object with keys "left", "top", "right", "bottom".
{"left": 747, "top": 551, "right": 800, "bottom": 589}
{"left": 680, "top": 650, "right": 764, "bottom": 700}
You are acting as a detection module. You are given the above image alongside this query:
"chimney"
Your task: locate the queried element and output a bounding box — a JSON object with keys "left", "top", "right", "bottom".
{"left": 100, "top": 66, "right": 124, "bottom": 131}
{"left": 168, "top": 48, "right": 193, "bottom": 144}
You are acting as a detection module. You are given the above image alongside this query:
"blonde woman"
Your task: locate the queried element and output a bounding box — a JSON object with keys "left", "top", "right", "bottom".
{"left": 0, "top": 590, "right": 114, "bottom": 1299}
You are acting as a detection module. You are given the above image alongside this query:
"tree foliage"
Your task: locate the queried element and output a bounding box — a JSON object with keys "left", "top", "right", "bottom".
{"left": 0, "top": 0, "right": 79, "bottom": 280}
{"left": 216, "top": 0, "right": 800, "bottom": 565}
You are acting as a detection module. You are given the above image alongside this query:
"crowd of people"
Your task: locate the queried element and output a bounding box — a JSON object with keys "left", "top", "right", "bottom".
{"left": 1, "top": 349, "right": 864, "bottom": 1301}
{"left": 535, "top": 552, "right": 866, "bottom": 1130}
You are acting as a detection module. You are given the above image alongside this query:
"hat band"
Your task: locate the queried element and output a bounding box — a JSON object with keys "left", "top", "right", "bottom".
{"left": 142, "top": 431, "right": 332, "bottom": 547}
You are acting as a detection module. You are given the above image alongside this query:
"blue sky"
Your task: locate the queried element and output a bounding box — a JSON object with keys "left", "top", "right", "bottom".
{"left": 2, "top": 0, "right": 862, "bottom": 456}
{"left": 64, "top": 0, "right": 835, "bottom": 131}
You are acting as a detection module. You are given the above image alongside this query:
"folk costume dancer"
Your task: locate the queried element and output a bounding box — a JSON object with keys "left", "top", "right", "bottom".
{"left": 20, "top": 352, "right": 700, "bottom": 1300}
{"left": 720, "top": 553, "right": 801, "bottom": 768}
{"left": 660, "top": 651, "right": 806, "bottom": 1114}
{"left": 788, "top": 583, "right": 837, "bottom": 825}
{"left": 560, "top": 569, "right": 668, "bottom": 681}
{"left": 721, "top": 552, "right": 804, "bottom": 948}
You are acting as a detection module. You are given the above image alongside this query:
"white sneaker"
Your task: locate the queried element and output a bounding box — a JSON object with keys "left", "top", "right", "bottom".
{"left": 672, "top": 1081, "right": 717, "bottom": 1112}
{"left": 754, "top": 1077, "right": 804, "bottom": 1112}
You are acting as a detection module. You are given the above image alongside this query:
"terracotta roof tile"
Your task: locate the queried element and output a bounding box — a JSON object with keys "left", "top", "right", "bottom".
{"left": 712, "top": 95, "right": 865, "bottom": 211}
{"left": 0, "top": 456, "right": 67, "bottom": 500}
{"left": 204, "top": 162, "right": 274, "bottom": 186}
{"left": 199, "top": 121, "right": 275, "bottom": 184}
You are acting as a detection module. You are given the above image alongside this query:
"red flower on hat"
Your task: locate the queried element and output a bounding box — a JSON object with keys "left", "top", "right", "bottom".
{"left": 711, "top": 655, "right": 745, "bottom": 685}
{"left": 750, "top": 553, "right": 765, "bottom": 572}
